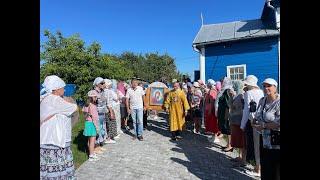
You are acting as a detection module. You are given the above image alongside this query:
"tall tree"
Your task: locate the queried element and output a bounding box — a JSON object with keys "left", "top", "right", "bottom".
{"left": 41, "top": 30, "right": 184, "bottom": 101}
{"left": 40, "top": 30, "right": 132, "bottom": 101}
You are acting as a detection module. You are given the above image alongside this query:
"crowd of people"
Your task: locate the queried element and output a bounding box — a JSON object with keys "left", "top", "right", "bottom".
{"left": 40, "top": 76, "right": 147, "bottom": 179}
{"left": 165, "top": 75, "right": 280, "bottom": 179}
{"left": 40, "top": 74, "right": 280, "bottom": 180}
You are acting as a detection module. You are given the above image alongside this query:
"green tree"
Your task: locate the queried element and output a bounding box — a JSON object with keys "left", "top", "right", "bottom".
{"left": 41, "top": 30, "right": 184, "bottom": 101}
{"left": 40, "top": 30, "right": 132, "bottom": 101}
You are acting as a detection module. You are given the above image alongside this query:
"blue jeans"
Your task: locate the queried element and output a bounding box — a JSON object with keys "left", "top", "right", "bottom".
{"left": 131, "top": 108, "right": 143, "bottom": 137}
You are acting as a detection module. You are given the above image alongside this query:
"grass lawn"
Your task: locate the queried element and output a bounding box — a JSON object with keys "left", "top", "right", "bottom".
{"left": 71, "top": 109, "right": 88, "bottom": 169}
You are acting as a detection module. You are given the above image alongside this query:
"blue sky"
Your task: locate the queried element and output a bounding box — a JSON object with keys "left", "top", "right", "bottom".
{"left": 41, "top": 0, "right": 265, "bottom": 80}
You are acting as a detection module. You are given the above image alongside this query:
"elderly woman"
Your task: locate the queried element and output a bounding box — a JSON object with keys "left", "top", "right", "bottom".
{"left": 215, "top": 77, "right": 234, "bottom": 152}
{"left": 103, "top": 78, "right": 119, "bottom": 141}
{"left": 112, "top": 79, "right": 123, "bottom": 137}
{"left": 228, "top": 80, "right": 246, "bottom": 165}
{"left": 93, "top": 77, "right": 114, "bottom": 153}
{"left": 204, "top": 79, "right": 219, "bottom": 139}
{"left": 40, "top": 75, "right": 78, "bottom": 179}
{"left": 215, "top": 81, "right": 222, "bottom": 92}
{"left": 252, "top": 78, "right": 280, "bottom": 180}
{"left": 240, "top": 75, "right": 264, "bottom": 177}
{"left": 117, "top": 80, "right": 127, "bottom": 130}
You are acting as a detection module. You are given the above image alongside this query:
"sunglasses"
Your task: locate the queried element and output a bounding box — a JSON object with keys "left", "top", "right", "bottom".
{"left": 100, "top": 82, "right": 105, "bottom": 85}
{"left": 263, "top": 84, "right": 272, "bottom": 88}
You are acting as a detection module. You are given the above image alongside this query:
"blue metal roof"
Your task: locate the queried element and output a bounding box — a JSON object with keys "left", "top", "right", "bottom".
{"left": 193, "top": 19, "right": 279, "bottom": 46}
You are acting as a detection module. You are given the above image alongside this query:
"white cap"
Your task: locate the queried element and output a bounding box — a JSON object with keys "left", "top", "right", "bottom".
{"left": 243, "top": 75, "right": 259, "bottom": 88}
{"left": 172, "top": 79, "right": 177, "bottom": 83}
{"left": 87, "top": 90, "right": 98, "bottom": 97}
{"left": 104, "top": 79, "right": 113, "bottom": 87}
{"left": 207, "top": 79, "right": 216, "bottom": 86}
{"left": 262, "top": 78, "right": 278, "bottom": 87}
{"left": 93, "top": 77, "right": 104, "bottom": 86}
{"left": 193, "top": 82, "right": 200, "bottom": 88}
{"left": 42, "top": 75, "right": 66, "bottom": 93}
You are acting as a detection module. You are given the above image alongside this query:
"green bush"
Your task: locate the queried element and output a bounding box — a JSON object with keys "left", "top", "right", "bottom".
{"left": 71, "top": 109, "right": 88, "bottom": 169}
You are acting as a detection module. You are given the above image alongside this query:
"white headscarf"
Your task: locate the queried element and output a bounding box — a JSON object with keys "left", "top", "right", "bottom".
{"left": 104, "top": 79, "right": 113, "bottom": 89}
{"left": 40, "top": 76, "right": 77, "bottom": 148}
{"left": 207, "top": 79, "right": 216, "bottom": 89}
{"left": 40, "top": 75, "right": 66, "bottom": 101}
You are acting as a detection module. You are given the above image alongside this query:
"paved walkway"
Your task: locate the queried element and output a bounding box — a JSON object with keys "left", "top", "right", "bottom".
{"left": 76, "top": 113, "right": 259, "bottom": 180}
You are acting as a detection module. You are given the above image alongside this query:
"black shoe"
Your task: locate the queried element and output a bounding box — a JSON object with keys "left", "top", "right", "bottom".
{"left": 221, "top": 146, "right": 228, "bottom": 149}
{"left": 138, "top": 136, "right": 144, "bottom": 141}
{"left": 171, "top": 137, "right": 177, "bottom": 141}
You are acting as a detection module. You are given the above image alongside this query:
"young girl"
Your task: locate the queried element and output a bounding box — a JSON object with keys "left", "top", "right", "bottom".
{"left": 82, "top": 90, "right": 100, "bottom": 161}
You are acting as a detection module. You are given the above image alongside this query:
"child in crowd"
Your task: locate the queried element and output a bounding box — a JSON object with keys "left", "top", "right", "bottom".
{"left": 82, "top": 90, "right": 101, "bottom": 161}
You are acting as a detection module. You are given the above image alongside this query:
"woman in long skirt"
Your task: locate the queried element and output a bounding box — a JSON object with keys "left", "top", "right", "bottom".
{"left": 40, "top": 75, "right": 78, "bottom": 179}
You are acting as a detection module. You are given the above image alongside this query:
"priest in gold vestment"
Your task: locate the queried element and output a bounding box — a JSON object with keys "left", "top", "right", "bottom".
{"left": 164, "top": 82, "right": 190, "bottom": 140}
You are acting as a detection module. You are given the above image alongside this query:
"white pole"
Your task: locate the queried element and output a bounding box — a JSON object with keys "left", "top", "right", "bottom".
{"left": 276, "top": 7, "right": 280, "bottom": 94}
{"left": 278, "top": 37, "right": 280, "bottom": 94}
{"left": 199, "top": 47, "right": 206, "bottom": 82}
{"left": 276, "top": 7, "right": 280, "bottom": 30}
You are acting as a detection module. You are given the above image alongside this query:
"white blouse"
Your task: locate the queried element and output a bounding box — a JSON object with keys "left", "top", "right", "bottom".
{"left": 240, "top": 89, "right": 264, "bottom": 130}
{"left": 40, "top": 94, "right": 77, "bottom": 148}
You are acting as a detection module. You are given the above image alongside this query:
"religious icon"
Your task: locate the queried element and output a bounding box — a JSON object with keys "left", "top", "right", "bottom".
{"left": 150, "top": 87, "right": 164, "bottom": 106}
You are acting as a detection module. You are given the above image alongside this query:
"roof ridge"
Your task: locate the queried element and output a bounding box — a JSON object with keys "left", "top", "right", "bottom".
{"left": 202, "top": 18, "right": 262, "bottom": 27}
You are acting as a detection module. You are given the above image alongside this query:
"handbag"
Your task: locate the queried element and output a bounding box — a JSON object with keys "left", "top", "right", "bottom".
{"left": 262, "top": 97, "right": 280, "bottom": 146}
{"left": 270, "top": 130, "right": 280, "bottom": 145}
{"left": 249, "top": 100, "right": 257, "bottom": 112}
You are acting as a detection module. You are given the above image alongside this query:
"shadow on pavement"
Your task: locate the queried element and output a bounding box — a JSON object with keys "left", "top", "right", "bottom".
{"left": 148, "top": 116, "right": 256, "bottom": 180}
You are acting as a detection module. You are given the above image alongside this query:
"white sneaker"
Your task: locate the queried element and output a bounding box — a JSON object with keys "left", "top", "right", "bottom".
{"left": 92, "top": 153, "right": 98, "bottom": 158}
{"left": 245, "top": 170, "right": 260, "bottom": 177}
{"left": 213, "top": 137, "right": 220, "bottom": 143}
{"left": 104, "top": 139, "right": 116, "bottom": 144}
{"left": 114, "top": 135, "right": 120, "bottom": 140}
{"left": 89, "top": 154, "right": 99, "bottom": 161}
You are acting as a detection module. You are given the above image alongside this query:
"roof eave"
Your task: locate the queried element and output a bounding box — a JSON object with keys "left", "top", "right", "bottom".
{"left": 192, "top": 33, "right": 279, "bottom": 48}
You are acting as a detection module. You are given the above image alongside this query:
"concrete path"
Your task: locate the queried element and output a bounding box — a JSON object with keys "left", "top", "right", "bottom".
{"left": 75, "top": 113, "right": 259, "bottom": 180}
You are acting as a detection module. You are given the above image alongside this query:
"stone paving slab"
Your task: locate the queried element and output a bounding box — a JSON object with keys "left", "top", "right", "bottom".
{"left": 76, "top": 114, "right": 259, "bottom": 180}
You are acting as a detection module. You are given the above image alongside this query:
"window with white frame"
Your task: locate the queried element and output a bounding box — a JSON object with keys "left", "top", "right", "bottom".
{"left": 227, "top": 64, "right": 246, "bottom": 80}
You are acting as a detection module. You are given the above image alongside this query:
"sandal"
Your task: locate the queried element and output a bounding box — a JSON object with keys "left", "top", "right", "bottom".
{"left": 230, "top": 157, "right": 242, "bottom": 162}
{"left": 223, "top": 147, "right": 233, "bottom": 152}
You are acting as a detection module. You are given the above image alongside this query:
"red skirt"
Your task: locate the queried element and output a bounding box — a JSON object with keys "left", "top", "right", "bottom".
{"left": 231, "top": 124, "right": 245, "bottom": 148}
{"left": 204, "top": 111, "right": 219, "bottom": 133}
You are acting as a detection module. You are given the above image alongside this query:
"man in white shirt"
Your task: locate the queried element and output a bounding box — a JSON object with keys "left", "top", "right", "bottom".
{"left": 126, "top": 79, "right": 146, "bottom": 140}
